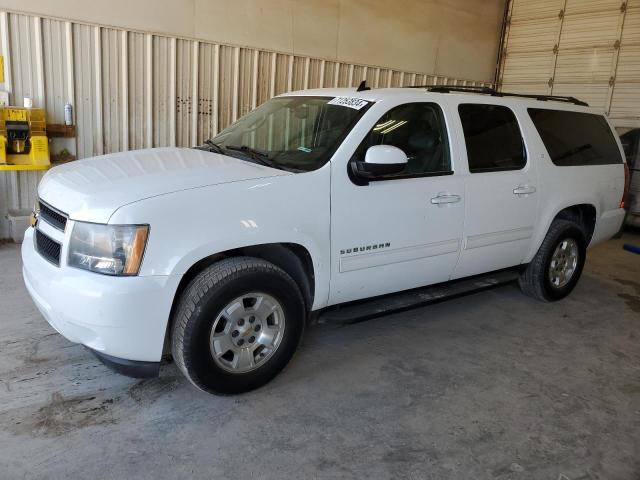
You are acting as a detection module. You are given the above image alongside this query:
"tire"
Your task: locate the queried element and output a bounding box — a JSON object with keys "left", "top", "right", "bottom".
{"left": 518, "top": 219, "right": 587, "bottom": 302}
{"left": 171, "top": 256, "right": 306, "bottom": 395}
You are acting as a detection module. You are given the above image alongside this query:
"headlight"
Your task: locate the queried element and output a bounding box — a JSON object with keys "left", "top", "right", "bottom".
{"left": 68, "top": 222, "right": 149, "bottom": 276}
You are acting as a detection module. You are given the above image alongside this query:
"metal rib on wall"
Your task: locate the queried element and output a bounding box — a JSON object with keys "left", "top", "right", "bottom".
{"left": 0, "top": 9, "right": 491, "bottom": 238}
{"left": 498, "top": 0, "right": 640, "bottom": 127}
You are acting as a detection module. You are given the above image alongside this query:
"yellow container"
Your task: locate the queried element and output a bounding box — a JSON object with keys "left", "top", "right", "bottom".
{"left": 0, "top": 106, "right": 50, "bottom": 167}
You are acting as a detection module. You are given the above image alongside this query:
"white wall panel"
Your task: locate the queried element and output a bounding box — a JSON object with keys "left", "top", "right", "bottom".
{"left": 73, "top": 23, "right": 101, "bottom": 158}
{"left": 501, "top": 51, "right": 556, "bottom": 86}
{"left": 101, "top": 28, "right": 124, "bottom": 154}
{"left": 510, "top": 0, "right": 563, "bottom": 20}
{"left": 128, "top": 32, "right": 151, "bottom": 150}
{"left": 272, "top": 53, "right": 290, "bottom": 97}
{"left": 42, "top": 18, "right": 71, "bottom": 124}
{"left": 558, "top": 11, "right": 621, "bottom": 49}
{"left": 552, "top": 82, "right": 611, "bottom": 108}
{"left": 197, "top": 42, "right": 216, "bottom": 146}
{"left": 0, "top": 9, "right": 490, "bottom": 238}
{"left": 308, "top": 59, "right": 322, "bottom": 89}
{"left": 553, "top": 48, "right": 615, "bottom": 83}
{"left": 377, "top": 68, "right": 391, "bottom": 89}
{"left": 291, "top": 56, "right": 306, "bottom": 92}
{"left": 322, "top": 61, "right": 338, "bottom": 88}
{"left": 564, "top": 0, "right": 623, "bottom": 14}
{"left": 622, "top": 5, "right": 640, "bottom": 44}
{"left": 255, "top": 51, "right": 273, "bottom": 106}
{"left": 352, "top": 65, "right": 365, "bottom": 87}
{"left": 237, "top": 48, "right": 255, "bottom": 120}
{"left": 217, "top": 45, "right": 236, "bottom": 135}
{"left": 174, "top": 38, "right": 193, "bottom": 148}
{"left": 610, "top": 4, "right": 640, "bottom": 126}
{"left": 338, "top": 63, "right": 351, "bottom": 87}
{"left": 505, "top": 18, "right": 559, "bottom": 54}
{"left": 500, "top": 0, "right": 639, "bottom": 126}
{"left": 9, "top": 14, "right": 41, "bottom": 107}
{"left": 152, "top": 36, "right": 174, "bottom": 148}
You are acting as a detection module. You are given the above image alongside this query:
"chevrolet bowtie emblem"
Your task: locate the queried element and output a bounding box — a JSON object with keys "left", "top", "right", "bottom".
{"left": 29, "top": 211, "right": 38, "bottom": 228}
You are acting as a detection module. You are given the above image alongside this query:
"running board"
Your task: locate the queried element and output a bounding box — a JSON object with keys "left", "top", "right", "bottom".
{"left": 317, "top": 269, "right": 520, "bottom": 325}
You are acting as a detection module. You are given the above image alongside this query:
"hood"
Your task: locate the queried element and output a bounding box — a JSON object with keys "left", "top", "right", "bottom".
{"left": 38, "top": 147, "right": 291, "bottom": 223}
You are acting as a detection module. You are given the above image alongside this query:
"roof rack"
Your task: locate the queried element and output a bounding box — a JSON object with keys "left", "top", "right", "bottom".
{"left": 407, "top": 84, "right": 589, "bottom": 107}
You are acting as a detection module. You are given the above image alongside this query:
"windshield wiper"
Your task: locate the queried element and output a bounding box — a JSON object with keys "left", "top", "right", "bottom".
{"left": 225, "top": 145, "right": 284, "bottom": 170}
{"left": 203, "top": 143, "right": 302, "bottom": 172}
{"left": 203, "top": 139, "right": 225, "bottom": 154}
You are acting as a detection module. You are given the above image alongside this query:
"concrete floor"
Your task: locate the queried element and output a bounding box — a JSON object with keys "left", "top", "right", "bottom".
{"left": 1, "top": 233, "right": 639, "bottom": 480}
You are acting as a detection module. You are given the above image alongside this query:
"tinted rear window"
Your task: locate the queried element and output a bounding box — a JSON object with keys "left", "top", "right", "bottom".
{"left": 459, "top": 104, "right": 526, "bottom": 173}
{"left": 528, "top": 109, "right": 622, "bottom": 166}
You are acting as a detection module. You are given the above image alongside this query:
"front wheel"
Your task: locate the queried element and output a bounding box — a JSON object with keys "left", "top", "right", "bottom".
{"left": 518, "top": 219, "right": 587, "bottom": 302}
{"left": 171, "top": 257, "right": 306, "bottom": 395}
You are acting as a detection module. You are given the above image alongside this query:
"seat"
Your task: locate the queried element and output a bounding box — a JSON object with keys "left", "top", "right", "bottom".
{"left": 405, "top": 129, "right": 443, "bottom": 174}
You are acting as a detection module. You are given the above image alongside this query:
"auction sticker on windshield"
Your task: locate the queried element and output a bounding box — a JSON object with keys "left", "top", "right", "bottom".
{"left": 327, "top": 97, "right": 369, "bottom": 110}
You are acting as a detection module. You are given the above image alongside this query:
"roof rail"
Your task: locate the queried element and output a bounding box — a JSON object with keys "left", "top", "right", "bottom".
{"left": 408, "top": 84, "right": 589, "bottom": 107}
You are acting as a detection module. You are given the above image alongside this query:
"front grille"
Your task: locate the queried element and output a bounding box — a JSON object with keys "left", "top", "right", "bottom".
{"left": 39, "top": 200, "right": 68, "bottom": 231}
{"left": 35, "top": 229, "right": 62, "bottom": 266}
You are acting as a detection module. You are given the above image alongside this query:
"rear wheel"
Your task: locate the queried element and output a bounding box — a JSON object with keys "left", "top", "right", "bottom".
{"left": 518, "top": 219, "right": 587, "bottom": 302}
{"left": 171, "top": 257, "right": 305, "bottom": 395}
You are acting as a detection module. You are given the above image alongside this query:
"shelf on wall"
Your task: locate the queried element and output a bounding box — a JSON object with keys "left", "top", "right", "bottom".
{"left": 46, "top": 124, "right": 76, "bottom": 138}
{"left": 0, "top": 164, "right": 50, "bottom": 171}
{"left": 50, "top": 153, "right": 76, "bottom": 165}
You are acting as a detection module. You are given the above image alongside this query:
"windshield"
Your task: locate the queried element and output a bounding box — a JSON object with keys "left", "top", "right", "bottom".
{"left": 207, "top": 96, "right": 370, "bottom": 172}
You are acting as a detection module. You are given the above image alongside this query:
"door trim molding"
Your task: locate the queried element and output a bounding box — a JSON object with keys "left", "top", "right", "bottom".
{"left": 339, "top": 239, "right": 460, "bottom": 273}
{"left": 465, "top": 226, "right": 534, "bottom": 250}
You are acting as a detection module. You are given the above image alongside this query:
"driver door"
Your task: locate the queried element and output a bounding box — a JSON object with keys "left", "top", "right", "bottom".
{"left": 328, "top": 101, "right": 465, "bottom": 305}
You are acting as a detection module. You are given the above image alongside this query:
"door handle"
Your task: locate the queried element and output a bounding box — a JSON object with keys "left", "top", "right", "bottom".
{"left": 431, "top": 194, "right": 461, "bottom": 205}
{"left": 513, "top": 185, "right": 537, "bottom": 196}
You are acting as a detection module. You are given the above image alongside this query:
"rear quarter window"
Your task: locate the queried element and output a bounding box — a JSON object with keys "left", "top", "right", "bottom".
{"left": 458, "top": 104, "right": 526, "bottom": 173}
{"left": 528, "top": 109, "right": 622, "bottom": 166}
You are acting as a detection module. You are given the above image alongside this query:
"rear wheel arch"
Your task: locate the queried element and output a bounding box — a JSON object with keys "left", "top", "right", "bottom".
{"left": 519, "top": 218, "right": 587, "bottom": 301}
{"left": 553, "top": 204, "right": 596, "bottom": 243}
{"left": 528, "top": 203, "right": 597, "bottom": 262}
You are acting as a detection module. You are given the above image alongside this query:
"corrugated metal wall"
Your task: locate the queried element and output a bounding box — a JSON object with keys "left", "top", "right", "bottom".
{"left": 0, "top": 9, "right": 491, "bottom": 238}
{"left": 498, "top": 0, "right": 640, "bottom": 127}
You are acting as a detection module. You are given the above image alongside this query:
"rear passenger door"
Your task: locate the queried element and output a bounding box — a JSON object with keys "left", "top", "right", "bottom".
{"left": 452, "top": 103, "right": 539, "bottom": 279}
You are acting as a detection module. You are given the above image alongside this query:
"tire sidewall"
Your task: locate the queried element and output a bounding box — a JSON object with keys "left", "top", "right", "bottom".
{"left": 184, "top": 267, "right": 305, "bottom": 394}
{"left": 541, "top": 225, "right": 587, "bottom": 301}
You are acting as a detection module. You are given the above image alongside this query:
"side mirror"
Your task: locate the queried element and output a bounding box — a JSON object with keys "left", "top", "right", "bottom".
{"left": 353, "top": 145, "right": 408, "bottom": 179}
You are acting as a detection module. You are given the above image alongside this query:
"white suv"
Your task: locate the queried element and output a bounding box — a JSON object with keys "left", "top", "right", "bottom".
{"left": 22, "top": 86, "right": 628, "bottom": 394}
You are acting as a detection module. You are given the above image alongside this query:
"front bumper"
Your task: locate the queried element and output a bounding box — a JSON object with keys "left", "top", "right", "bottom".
{"left": 22, "top": 227, "right": 181, "bottom": 365}
{"left": 88, "top": 348, "right": 160, "bottom": 378}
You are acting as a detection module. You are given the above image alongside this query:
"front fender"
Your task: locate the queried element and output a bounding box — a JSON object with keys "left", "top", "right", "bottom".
{"left": 109, "top": 168, "right": 331, "bottom": 309}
